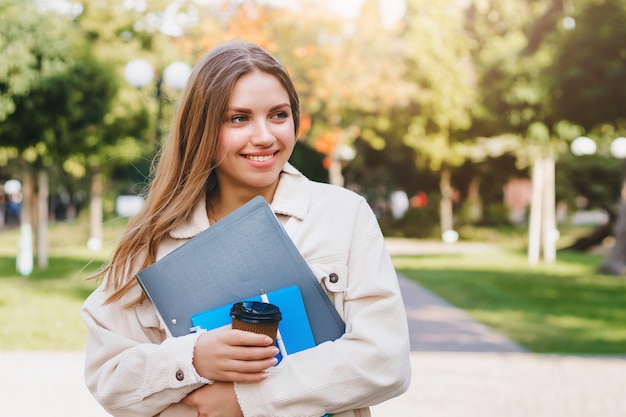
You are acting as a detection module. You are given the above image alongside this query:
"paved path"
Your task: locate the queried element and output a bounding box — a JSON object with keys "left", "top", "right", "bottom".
{"left": 371, "top": 352, "right": 626, "bottom": 417}
{"left": 2, "top": 238, "right": 625, "bottom": 417}
{"left": 398, "top": 274, "right": 526, "bottom": 353}
{"left": 386, "top": 238, "right": 527, "bottom": 352}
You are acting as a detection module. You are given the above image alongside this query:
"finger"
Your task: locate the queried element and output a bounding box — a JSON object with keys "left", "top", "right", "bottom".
{"left": 228, "top": 345, "right": 280, "bottom": 361}
{"left": 226, "top": 329, "right": 275, "bottom": 347}
{"left": 215, "top": 354, "right": 278, "bottom": 377}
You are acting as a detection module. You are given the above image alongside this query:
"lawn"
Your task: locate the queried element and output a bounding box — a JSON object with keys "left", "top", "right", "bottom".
{"left": 394, "top": 248, "right": 626, "bottom": 354}
{"left": 0, "top": 220, "right": 124, "bottom": 350}
{"left": 1, "top": 220, "right": 625, "bottom": 354}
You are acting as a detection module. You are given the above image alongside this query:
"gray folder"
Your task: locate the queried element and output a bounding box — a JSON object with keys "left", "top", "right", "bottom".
{"left": 135, "top": 195, "right": 345, "bottom": 344}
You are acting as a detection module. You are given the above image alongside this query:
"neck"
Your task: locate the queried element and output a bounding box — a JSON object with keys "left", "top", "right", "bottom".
{"left": 207, "top": 191, "right": 272, "bottom": 224}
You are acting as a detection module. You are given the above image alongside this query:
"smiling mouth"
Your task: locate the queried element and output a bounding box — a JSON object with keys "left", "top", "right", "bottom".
{"left": 245, "top": 153, "right": 275, "bottom": 162}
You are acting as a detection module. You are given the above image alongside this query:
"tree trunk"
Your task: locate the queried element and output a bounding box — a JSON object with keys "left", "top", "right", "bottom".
{"left": 465, "top": 176, "right": 482, "bottom": 223}
{"left": 439, "top": 164, "right": 454, "bottom": 233}
{"left": 542, "top": 156, "right": 556, "bottom": 264}
{"left": 19, "top": 170, "right": 34, "bottom": 227}
{"left": 528, "top": 157, "right": 544, "bottom": 265}
{"left": 36, "top": 168, "right": 48, "bottom": 268}
{"left": 88, "top": 164, "right": 104, "bottom": 251}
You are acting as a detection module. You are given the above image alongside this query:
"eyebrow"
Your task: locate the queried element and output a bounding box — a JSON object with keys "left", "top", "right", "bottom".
{"left": 227, "top": 103, "right": 291, "bottom": 113}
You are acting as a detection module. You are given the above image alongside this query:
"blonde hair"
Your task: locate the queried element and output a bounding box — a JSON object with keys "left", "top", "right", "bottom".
{"left": 96, "top": 41, "right": 301, "bottom": 305}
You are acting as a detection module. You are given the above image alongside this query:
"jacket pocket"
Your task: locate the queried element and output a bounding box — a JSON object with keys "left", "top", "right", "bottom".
{"left": 308, "top": 262, "right": 348, "bottom": 320}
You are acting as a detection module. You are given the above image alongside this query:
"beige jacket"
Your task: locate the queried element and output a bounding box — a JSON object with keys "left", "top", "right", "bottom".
{"left": 81, "top": 163, "right": 411, "bottom": 417}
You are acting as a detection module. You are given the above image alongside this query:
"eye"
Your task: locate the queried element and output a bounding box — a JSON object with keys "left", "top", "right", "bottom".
{"left": 271, "top": 111, "right": 289, "bottom": 120}
{"left": 229, "top": 115, "right": 248, "bottom": 124}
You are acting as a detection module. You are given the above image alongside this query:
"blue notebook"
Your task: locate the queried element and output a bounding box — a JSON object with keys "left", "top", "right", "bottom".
{"left": 191, "top": 285, "right": 316, "bottom": 360}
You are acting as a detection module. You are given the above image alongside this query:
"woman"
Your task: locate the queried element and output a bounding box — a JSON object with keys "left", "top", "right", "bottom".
{"left": 82, "top": 41, "right": 411, "bottom": 417}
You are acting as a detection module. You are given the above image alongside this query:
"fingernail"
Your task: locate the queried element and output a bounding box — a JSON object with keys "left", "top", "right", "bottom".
{"left": 271, "top": 347, "right": 280, "bottom": 355}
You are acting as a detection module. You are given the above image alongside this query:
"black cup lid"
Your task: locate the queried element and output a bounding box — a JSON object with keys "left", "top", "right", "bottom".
{"left": 230, "top": 301, "right": 282, "bottom": 323}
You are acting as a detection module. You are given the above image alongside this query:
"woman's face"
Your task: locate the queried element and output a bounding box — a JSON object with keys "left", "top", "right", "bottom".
{"left": 214, "top": 70, "right": 296, "bottom": 200}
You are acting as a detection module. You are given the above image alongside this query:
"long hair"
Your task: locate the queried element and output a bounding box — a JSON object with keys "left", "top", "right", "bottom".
{"left": 96, "top": 42, "right": 301, "bottom": 306}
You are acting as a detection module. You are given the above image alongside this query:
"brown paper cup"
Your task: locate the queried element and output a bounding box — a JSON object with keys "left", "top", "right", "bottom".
{"left": 231, "top": 318, "right": 280, "bottom": 342}
{"left": 230, "top": 301, "right": 282, "bottom": 343}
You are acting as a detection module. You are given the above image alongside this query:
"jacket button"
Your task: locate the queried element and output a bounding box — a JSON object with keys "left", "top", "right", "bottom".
{"left": 176, "top": 370, "right": 184, "bottom": 381}
{"left": 329, "top": 273, "right": 339, "bottom": 283}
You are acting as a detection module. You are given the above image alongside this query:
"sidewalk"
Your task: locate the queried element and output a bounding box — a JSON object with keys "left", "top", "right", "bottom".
{"left": 1, "top": 238, "right": 625, "bottom": 417}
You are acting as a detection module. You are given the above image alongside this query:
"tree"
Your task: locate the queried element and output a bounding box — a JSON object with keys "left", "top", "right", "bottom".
{"left": 69, "top": 0, "right": 167, "bottom": 249}
{"left": 464, "top": 0, "right": 586, "bottom": 263}
{"left": 0, "top": 0, "right": 152, "bottom": 266}
{"left": 552, "top": 0, "right": 626, "bottom": 130}
{"left": 401, "top": 0, "right": 476, "bottom": 236}
{"left": 550, "top": 0, "right": 626, "bottom": 273}
{"left": 0, "top": 0, "right": 84, "bottom": 267}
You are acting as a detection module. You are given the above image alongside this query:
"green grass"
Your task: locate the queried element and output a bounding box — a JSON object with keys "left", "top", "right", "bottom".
{"left": 393, "top": 248, "right": 626, "bottom": 354}
{"left": 0, "top": 220, "right": 125, "bottom": 350}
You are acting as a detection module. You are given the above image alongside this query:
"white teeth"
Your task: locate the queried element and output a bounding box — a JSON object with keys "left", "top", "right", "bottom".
{"left": 246, "top": 154, "right": 273, "bottom": 162}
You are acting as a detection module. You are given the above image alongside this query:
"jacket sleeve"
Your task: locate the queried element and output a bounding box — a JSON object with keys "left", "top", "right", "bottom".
{"left": 80, "top": 285, "right": 204, "bottom": 417}
{"left": 234, "top": 196, "right": 412, "bottom": 417}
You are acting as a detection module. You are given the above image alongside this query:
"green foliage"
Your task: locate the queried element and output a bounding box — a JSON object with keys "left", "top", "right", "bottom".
{"left": 481, "top": 202, "right": 512, "bottom": 226}
{"left": 288, "top": 141, "right": 328, "bottom": 183}
{"left": 395, "top": 249, "right": 626, "bottom": 354}
{"left": 468, "top": 0, "right": 562, "bottom": 135}
{"left": 0, "top": 48, "right": 118, "bottom": 162}
{"left": 556, "top": 152, "right": 622, "bottom": 212}
{"left": 1, "top": 0, "right": 625, "bottom": 252}
{"left": 402, "top": 0, "right": 475, "bottom": 170}
{"left": 380, "top": 205, "right": 441, "bottom": 239}
{"left": 551, "top": 0, "right": 626, "bottom": 129}
{"left": 0, "top": 0, "right": 72, "bottom": 122}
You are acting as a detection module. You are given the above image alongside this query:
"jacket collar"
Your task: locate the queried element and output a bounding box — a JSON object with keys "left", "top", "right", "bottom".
{"left": 271, "top": 162, "right": 308, "bottom": 221}
{"left": 169, "top": 162, "right": 308, "bottom": 240}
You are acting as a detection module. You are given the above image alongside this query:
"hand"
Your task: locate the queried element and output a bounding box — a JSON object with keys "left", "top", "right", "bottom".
{"left": 193, "top": 327, "right": 279, "bottom": 382}
{"left": 183, "top": 382, "right": 243, "bottom": 417}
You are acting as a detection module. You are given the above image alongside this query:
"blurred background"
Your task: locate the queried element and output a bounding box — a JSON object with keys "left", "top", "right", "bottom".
{"left": 1, "top": 3, "right": 626, "bottom": 416}
{"left": 2, "top": 0, "right": 626, "bottom": 267}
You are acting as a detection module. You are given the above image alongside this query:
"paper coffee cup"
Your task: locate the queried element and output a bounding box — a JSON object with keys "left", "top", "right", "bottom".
{"left": 230, "top": 301, "right": 282, "bottom": 342}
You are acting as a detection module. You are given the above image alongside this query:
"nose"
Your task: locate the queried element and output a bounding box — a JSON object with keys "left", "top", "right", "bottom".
{"left": 250, "top": 120, "right": 275, "bottom": 146}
